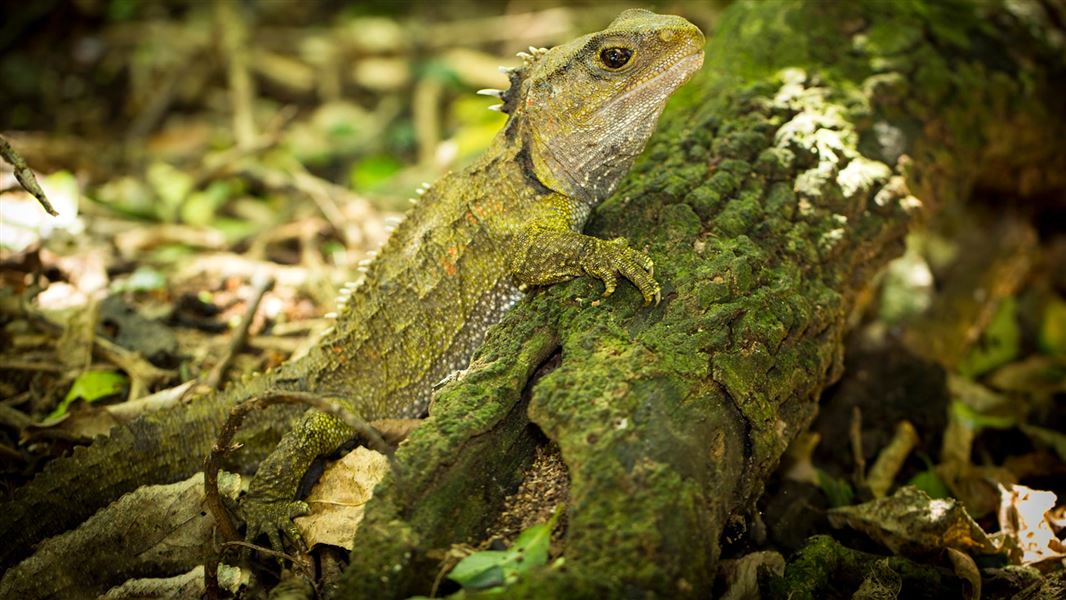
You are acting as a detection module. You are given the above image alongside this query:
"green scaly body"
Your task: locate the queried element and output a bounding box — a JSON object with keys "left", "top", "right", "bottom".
{"left": 0, "top": 9, "right": 704, "bottom": 568}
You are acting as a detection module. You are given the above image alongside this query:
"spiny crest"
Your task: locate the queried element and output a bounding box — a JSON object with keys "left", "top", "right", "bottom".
{"left": 477, "top": 46, "right": 549, "bottom": 114}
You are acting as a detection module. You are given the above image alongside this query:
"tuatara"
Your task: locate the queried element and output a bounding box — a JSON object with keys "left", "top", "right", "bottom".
{"left": 0, "top": 8, "right": 704, "bottom": 568}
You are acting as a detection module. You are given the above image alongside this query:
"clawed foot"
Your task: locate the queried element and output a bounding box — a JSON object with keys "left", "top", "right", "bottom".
{"left": 583, "top": 237, "right": 661, "bottom": 304}
{"left": 240, "top": 494, "right": 310, "bottom": 554}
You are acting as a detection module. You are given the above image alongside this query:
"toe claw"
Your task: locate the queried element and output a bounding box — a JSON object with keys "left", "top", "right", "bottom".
{"left": 582, "top": 238, "right": 661, "bottom": 308}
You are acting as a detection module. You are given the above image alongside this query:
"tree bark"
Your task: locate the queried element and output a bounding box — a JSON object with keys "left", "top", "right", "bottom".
{"left": 337, "top": 1, "right": 1066, "bottom": 597}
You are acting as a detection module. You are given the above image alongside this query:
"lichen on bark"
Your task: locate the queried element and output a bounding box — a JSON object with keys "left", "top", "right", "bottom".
{"left": 337, "top": 1, "right": 1066, "bottom": 597}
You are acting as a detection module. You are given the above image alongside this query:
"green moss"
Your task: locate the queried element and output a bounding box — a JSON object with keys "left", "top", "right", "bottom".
{"left": 657, "top": 203, "right": 703, "bottom": 245}
{"left": 755, "top": 147, "right": 796, "bottom": 181}
{"left": 685, "top": 185, "right": 724, "bottom": 221}
{"left": 764, "top": 535, "right": 961, "bottom": 600}
{"left": 856, "top": 20, "right": 923, "bottom": 56}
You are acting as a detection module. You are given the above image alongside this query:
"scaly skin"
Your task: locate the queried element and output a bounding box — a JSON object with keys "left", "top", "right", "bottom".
{"left": 0, "top": 9, "right": 704, "bottom": 565}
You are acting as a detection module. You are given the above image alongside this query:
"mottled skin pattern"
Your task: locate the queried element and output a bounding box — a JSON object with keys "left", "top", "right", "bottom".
{"left": 0, "top": 10, "right": 704, "bottom": 564}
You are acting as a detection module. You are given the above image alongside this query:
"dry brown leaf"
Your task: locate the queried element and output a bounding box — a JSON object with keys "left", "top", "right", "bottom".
{"left": 946, "top": 547, "right": 980, "bottom": 600}
{"left": 101, "top": 564, "right": 248, "bottom": 599}
{"left": 718, "top": 551, "right": 785, "bottom": 600}
{"left": 0, "top": 471, "right": 241, "bottom": 600}
{"left": 294, "top": 445, "right": 390, "bottom": 550}
{"left": 827, "top": 486, "right": 998, "bottom": 557}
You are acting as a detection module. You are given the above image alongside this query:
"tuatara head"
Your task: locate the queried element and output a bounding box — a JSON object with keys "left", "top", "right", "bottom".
{"left": 502, "top": 9, "right": 705, "bottom": 204}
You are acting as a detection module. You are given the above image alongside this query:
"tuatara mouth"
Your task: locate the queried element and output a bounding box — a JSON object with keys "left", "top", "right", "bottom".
{"left": 607, "top": 48, "right": 705, "bottom": 114}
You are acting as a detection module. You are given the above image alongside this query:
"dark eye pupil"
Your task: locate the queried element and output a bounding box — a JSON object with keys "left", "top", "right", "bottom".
{"left": 600, "top": 47, "right": 632, "bottom": 69}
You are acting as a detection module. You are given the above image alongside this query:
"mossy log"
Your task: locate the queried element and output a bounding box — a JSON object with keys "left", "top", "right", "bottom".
{"left": 336, "top": 1, "right": 1066, "bottom": 597}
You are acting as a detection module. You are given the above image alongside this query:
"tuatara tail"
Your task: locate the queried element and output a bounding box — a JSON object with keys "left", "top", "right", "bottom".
{"left": 0, "top": 369, "right": 304, "bottom": 570}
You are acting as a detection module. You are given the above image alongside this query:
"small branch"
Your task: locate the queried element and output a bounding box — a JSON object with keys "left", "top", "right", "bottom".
{"left": 205, "top": 271, "right": 274, "bottom": 389}
{"left": 190, "top": 105, "right": 297, "bottom": 189}
{"left": 0, "top": 134, "right": 58, "bottom": 216}
{"left": 124, "top": 56, "right": 191, "bottom": 144}
{"left": 221, "top": 540, "right": 300, "bottom": 564}
{"left": 216, "top": 0, "right": 257, "bottom": 149}
{"left": 867, "top": 421, "right": 919, "bottom": 498}
{"left": 92, "top": 336, "right": 175, "bottom": 400}
{"left": 0, "top": 359, "right": 64, "bottom": 372}
{"left": 849, "top": 405, "right": 866, "bottom": 490}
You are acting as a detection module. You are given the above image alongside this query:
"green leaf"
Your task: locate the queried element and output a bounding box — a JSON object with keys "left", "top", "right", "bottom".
{"left": 350, "top": 155, "right": 404, "bottom": 191}
{"left": 907, "top": 469, "right": 950, "bottom": 499}
{"left": 816, "top": 469, "right": 855, "bottom": 508}
{"left": 958, "top": 297, "right": 1020, "bottom": 378}
{"left": 447, "top": 507, "right": 562, "bottom": 591}
{"left": 510, "top": 522, "right": 552, "bottom": 572}
{"left": 48, "top": 371, "right": 128, "bottom": 421}
{"left": 1039, "top": 295, "right": 1066, "bottom": 357}
{"left": 907, "top": 454, "right": 950, "bottom": 500}
{"left": 447, "top": 553, "right": 508, "bottom": 590}
{"left": 116, "top": 266, "right": 167, "bottom": 293}
{"left": 146, "top": 162, "right": 194, "bottom": 222}
{"left": 180, "top": 180, "right": 235, "bottom": 226}
{"left": 951, "top": 400, "right": 1017, "bottom": 430}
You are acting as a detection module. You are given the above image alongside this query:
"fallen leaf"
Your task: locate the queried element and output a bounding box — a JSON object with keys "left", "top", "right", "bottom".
{"left": 0, "top": 472, "right": 241, "bottom": 599}
{"left": 828, "top": 486, "right": 998, "bottom": 556}
{"left": 447, "top": 508, "right": 560, "bottom": 591}
{"left": 851, "top": 558, "right": 902, "bottom": 600}
{"left": 47, "top": 370, "right": 129, "bottom": 422}
{"left": 293, "top": 446, "right": 390, "bottom": 550}
{"left": 101, "top": 564, "right": 248, "bottom": 599}
{"left": 946, "top": 547, "right": 980, "bottom": 600}
{"left": 719, "top": 551, "right": 785, "bottom": 600}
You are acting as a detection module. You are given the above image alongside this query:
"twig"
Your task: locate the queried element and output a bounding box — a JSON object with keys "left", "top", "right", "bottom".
{"left": 849, "top": 405, "right": 866, "bottom": 489}
{"left": 221, "top": 540, "right": 301, "bottom": 564}
{"left": 92, "top": 336, "right": 175, "bottom": 400}
{"left": 104, "top": 380, "right": 197, "bottom": 421}
{"left": 124, "top": 55, "right": 192, "bottom": 143}
{"left": 867, "top": 420, "right": 919, "bottom": 498}
{"left": 205, "top": 271, "right": 275, "bottom": 389}
{"left": 204, "top": 554, "right": 221, "bottom": 600}
{"left": 0, "top": 359, "right": 64, "bottom": 372}
{"left": 0, "top": 134, "right": 58, "bottom": 216}
{"left": 289, "top": 164, "right": 360, "bottom": 247}
{"left": 190, "top": 105, "right": 297, "bottom": 189}
{"left": 216, "top": 0, "right": 257, "bottom": 149}
{"left": 0, "top": 403, "right": 34, "bottom": 431}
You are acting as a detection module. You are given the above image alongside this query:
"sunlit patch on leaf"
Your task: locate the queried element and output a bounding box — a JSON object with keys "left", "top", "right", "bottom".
{"left": 828, "top": 486, "right": 999, "bottom": 556}
{"left": 1039, "top": 295, "right": 1066, "bottom": 356}
{"left": 0, "top": 170, "right": 82, "bottom": 251}
{"left": 997, "top": 484, "right": 1066, "bottom": 566}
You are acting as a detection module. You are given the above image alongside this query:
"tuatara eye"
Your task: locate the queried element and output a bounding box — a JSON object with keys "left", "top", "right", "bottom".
{"left": 599, "top": 47, "right": 633, "bottom": 70}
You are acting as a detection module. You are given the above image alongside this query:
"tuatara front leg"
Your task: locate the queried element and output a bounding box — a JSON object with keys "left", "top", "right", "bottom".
{"left": 240, "top": 409, "right": 354, "bottom": 551}
{"left": 510, "top": 206, "right": 661, "bottom": 304}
